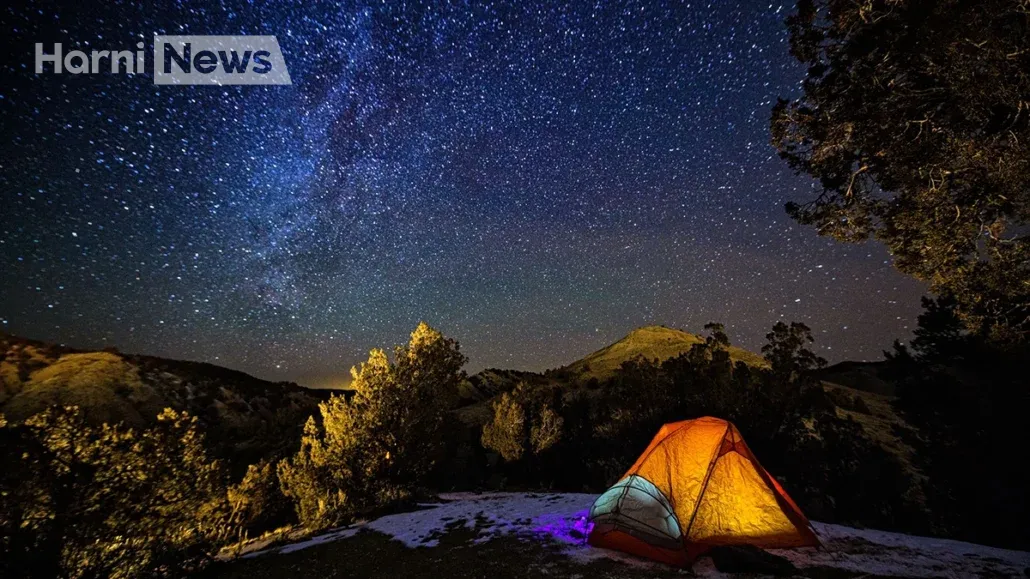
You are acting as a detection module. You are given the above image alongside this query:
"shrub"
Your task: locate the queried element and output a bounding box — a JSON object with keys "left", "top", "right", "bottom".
{"left": 227, "top": 460, "right": 292, "bottom": 538}
{"left": 0, "top": 407, "right": 229, "bottom": 579}
{"left": 481, "top": 390, "right": 528, "bottom": 462}
{"left": 481, "top": 384, "right": 565, "bottom": 466}
{"left": 278, "top": 323, "right": 466, "bottom": 529}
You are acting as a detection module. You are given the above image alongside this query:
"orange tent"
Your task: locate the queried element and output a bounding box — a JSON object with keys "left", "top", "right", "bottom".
{"left": 587, "top": 416, "right": 819, "bottom": 566}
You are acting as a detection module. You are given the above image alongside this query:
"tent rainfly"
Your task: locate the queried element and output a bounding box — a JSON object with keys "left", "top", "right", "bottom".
{"left": 587, "top": 416, "right": 819, "bottom": 566}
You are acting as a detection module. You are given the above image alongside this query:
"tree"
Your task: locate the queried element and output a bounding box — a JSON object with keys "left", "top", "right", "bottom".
{"left": 772, "top": 0, "right": 1030, "bottom": 340}
{"left": 762, "top": 321, "right": 826, "bottom": 382}
{"left": 887, "top": 298, "right": 1030, "bottom": 548}
{"left": 686, "top": 323, "right": 734, "bottom": 379}
{"left": 0, "top": 407, "right": 229, "bottom": 579}
{"left": 530, "top": 405, "right": 564, "bottom": 455}
{"left": 481, "top": 383, "right": 565, "bottom": 464}
{"left": 481, "top": 389, "right": 528, "bottom": 463}
{"left": 276, "top": 413, "right": 349, "bottom": 529}
{"left": 227, "top": 460, "right": 291, "bottom": 540}
{"left": 278, "top": 323, "right": 466, "bottom": 529}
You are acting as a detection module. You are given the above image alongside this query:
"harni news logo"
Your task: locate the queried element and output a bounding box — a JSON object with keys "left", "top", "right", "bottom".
{"left": 34, "top": 36, "right": 291, "bottom": 85}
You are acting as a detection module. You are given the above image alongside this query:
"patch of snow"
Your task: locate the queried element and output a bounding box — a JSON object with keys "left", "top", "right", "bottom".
{"left": 246, "top": 492, "right": 1030, "bottom": 578}
{"left": 768, "top": 521, "right": 1030, "bottom": 579}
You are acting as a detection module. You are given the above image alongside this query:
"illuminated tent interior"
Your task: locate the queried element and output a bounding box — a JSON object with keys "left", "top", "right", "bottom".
{"left": 587, "top": 416, "right": 819, "bottom": 566}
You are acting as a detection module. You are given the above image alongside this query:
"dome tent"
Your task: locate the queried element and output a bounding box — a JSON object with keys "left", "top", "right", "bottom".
{"left": 587, "top": 416, "right": 819, "bottom": 566}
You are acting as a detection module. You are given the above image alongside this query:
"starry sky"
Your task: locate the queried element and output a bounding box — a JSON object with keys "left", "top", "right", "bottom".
{"left": 0, "top": 1, "right": 926, "bottom": 388}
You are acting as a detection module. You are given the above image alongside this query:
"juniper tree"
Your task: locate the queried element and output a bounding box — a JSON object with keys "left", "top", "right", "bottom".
{"left": 772, "top": 0, "right": 1030, "bottom": 341}
{"left": 278, "top": 323, "right": 466, "bottom": 529}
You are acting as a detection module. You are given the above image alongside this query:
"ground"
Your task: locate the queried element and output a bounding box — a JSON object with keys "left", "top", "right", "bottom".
{"left": 209, "top": 493, "right": 1030, "bottom": 579}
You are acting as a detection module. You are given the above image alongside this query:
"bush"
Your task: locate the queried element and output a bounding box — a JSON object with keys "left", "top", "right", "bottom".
{"left": 784, "top": 414, "right": 922, "bottom": 532}
{"left": 0, "top": 407, "right": 229, "bottom": 579}
{"left": 480, "top": 383, "right": 565, "bottom": 485}
{"left": 227, "top": 460, "right": 292, "bottom": 538}
{"left": 888, "top": 297, "right": 1030, "bottom": 548}
{"left": 481, "top": 389, "right": 528, "bottom": 462}
{"left": 278, "top": 323, "right": 466, "bottom": 529}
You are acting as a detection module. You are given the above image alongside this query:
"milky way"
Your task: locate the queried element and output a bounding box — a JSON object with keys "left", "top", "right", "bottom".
{"left": 0, "top": 1, "right": 926, "bottom": 387}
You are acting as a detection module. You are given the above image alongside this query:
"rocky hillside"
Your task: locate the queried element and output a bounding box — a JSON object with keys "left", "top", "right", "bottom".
{"left": 0, "top": 333, "right": 325, "bottom": 470}
{"left": 459, "top": 368, "right": 554, "bottom": 404}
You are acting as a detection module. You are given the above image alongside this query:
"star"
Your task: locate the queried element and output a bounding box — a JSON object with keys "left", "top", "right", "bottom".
{"left": 0, "top": 1, "right": 926, "bottom": 387}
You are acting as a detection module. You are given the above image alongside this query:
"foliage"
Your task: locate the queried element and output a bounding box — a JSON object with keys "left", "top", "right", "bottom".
{"left": 887, "top": 297, "right": 1030, "bottom": 548}
{"left": 772, "top": 0, "right": 1030, "bottom": 340}
{"left": 278, "top": 322, "right": 466, "bottom": 529}
{"left": 762, "top": 322, "right": 826, "bottom": 381}
{"left": 481, "top": 383, "right": 565, "bottom": 469}
{"left": 227, "top": 460, "right": 292, "bottom": 539}
{"left": 276, "top": 410, "right": 354, "bottom": 529}
{"left": 530, "top": 405, "right": 564, "bottom": 455}
{"left": 787, "top": 413, "right": 922, "bottom": 532}
{"left": 0, "top": 407, "right": 229, "bottom": 579}
{"left": 481, "top": 389, "right": 528, "bottom": 462}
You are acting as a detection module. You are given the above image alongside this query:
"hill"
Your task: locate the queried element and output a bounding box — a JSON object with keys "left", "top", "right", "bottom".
{"left": 561, "top": 325, "right": 768, "bottom": 382}
{"left": 460, "top": 368, "right": 553, "bottom": 404}
{"left": 457, "top": 325, "right": 921, "bottom": 493}
{"left": 2, "top": 327, "right": 917, "bottom": 484}
{"left": 0, "top": 333, "right": 325, "bottom": 470}
{"left": 814, "top": 360, "right": 895, "bottom": 396}
{"left": 458, "top": 325, "right": 775, "bottom": 426}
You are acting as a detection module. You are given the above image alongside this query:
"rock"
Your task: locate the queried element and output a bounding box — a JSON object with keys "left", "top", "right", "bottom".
{"left": 707, "top": 545, "right": 799, "bottom": 576}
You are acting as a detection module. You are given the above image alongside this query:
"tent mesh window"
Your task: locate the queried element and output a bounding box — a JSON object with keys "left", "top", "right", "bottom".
{"left": 589, "top": 474, "right": 682, "bottom": 549}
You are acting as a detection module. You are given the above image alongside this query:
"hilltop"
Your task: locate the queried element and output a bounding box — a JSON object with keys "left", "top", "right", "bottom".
{"left": 561, "top": 325, "right": 768, "bottom": 381}
{"left": 460, "top": 325, "right": 770, "bottom": 406}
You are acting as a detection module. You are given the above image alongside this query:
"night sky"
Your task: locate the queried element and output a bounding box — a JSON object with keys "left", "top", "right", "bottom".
{"left": 0, "top": 1, "right": 925, "bottom": 388}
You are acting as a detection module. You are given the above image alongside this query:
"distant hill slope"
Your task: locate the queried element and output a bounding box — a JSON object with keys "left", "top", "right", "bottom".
{"left": 458, "top": 325, "right": 770, "bottom": 425}
{"left": 0, "top": 333, "right": 325, "bottom": 470}
{"left": 458, "top": 325, "right": 920, "bottom": 488}
{"left": 814, "top": 360, "right": 895, "bottom": 396}
{"left": 459, "top": 368, "right": 552, "bottom": 404}
{"left": 562, "top": 325, "right": 768, "bottom": 382}
{"left": 561, "top": 328, "right": 917, "bottom": 476}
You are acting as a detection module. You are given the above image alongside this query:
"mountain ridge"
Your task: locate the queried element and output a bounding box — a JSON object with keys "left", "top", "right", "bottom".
{"left": 2, "top": 327, "right": 911, "bottom": 476}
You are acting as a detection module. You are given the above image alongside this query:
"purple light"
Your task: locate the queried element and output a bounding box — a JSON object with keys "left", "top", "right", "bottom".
{"left": 530, "top": 509, "right": 594, "bottom": 545}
